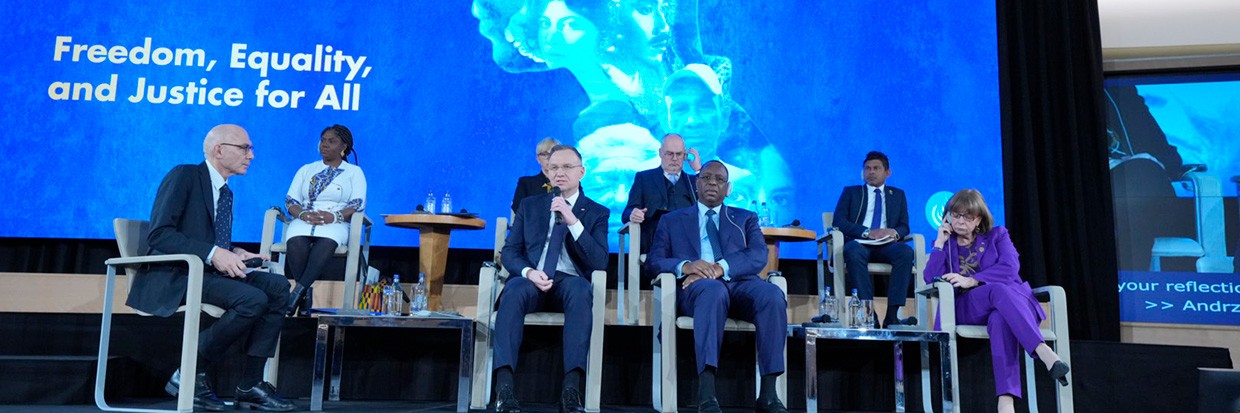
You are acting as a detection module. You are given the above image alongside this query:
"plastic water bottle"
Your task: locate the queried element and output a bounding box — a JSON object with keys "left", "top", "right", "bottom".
{"left": 441, "top": 192, "right": 453, "bottom": 214}
{"left": 819, "top": 286, "right": 836, "bottom": 322}
{"left": 389, "top": 275, "right": 404, "bottom": 313}
{"left": 759, "top": 202, "right": 772, "bottom": 226}
{"left": 848, "top": 288, "right": 862, "bottom": 328}
{"left": 425, "top": 191, "right": 436, "bottom": 214}
{"left": 411, "top": 273, "right": 429, "bottom": 313}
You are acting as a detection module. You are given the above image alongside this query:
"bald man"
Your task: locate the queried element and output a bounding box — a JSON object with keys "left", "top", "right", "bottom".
{"left": 128, "top": 124, "right": 294, "bottom": 412}
{"left": 623, "top": 133, "right": 701, "bottom": 255}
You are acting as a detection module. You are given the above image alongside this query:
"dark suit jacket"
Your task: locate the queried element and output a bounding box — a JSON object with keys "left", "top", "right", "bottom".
{"left": 127, "top": 162, "right": 221, "bottom": 317}
{"left": 833, "top": 185, "right": 910, "bottom": 242}
{"left": 510, "top": 172, "right": 551, "bottom": 213}
{"left": 502, "top": 192, "right": 610, "bottom": 280}
{"left": 622, "top": 167, "right": 698, "bottom": 252}
{"left": 646, "top": 204, "right": 768, "bottom": 280}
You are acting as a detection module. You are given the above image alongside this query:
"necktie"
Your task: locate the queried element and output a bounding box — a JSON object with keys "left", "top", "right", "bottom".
{"left": 541, "top": 200, "right": 571, "bottom": 275}
{"left": 215, "top": 184, "right": 233, "bottom": 251}
{"left": 870, "top": 188, "right": 883, "bottom": 231}
{"left": 667, "top": 173, "right": 678, "bottom": 185}
{"left": 705, "top": 210, "right": 723, "bottom": 262}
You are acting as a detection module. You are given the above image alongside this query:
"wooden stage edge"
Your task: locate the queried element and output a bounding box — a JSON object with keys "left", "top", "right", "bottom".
{"left": 3, "top": 272, "right": 1237, "bottom": 367}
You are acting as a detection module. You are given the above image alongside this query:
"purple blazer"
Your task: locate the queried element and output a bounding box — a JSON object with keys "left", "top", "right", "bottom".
{"left": 923, "top": 226, "right": 1045, "bottom": 321}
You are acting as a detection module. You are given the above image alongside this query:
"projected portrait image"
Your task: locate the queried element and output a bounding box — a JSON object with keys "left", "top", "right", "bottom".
{"left": 473, "top": 0, "right": 798, "bottom": 237}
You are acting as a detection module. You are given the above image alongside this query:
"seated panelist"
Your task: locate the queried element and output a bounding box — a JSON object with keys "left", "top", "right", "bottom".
{"left": 924, "top": 189, "right": 1070, "bottom": 413}
{"left": 832, "top": 151, "right": 916, "bottom": 328}
{"left": 494, "top": 145, "right": 610, "bottom": 413}
{"left": 282, "top": 124, "right": 367, "bottom": 316}
{"left": 623, "top": 133, "right": 701, "bottom": 255}
{"left": 646, "top": 160, "right": 789, "bottom": 413}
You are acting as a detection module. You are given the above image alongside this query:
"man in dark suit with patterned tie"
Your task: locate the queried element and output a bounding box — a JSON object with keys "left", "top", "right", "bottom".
{"left": 647, "top": 160, "right": 789, "bottom": 413}
{"left": 832, "top": 151, "right": 916, "bottom": 328}
{"left": 494, "top": 145, "right": 610, "bottom": 413}
{"left": 623, "top": 133, "right": 701, "bottom": 255}
{"left": 127, "top": 124, "right": 294, "bottom": 412}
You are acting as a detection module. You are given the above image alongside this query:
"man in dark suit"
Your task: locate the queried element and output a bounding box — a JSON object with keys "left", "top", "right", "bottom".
{"left": 510, "top": 137, "right": 559, "bottom": 214}
{"left": 495, "top": 145, "right": 610, "bottom": 413}
{"left": 127, "top": 124, "right": 294, "bottom": 412}
{"left": 647, "top": 161, "right": 789, "bottom": 413}
{"left": 623, "top": 133, "right": 700, "bottom": 254}
{"left": 832, "top": 151, "right": 916, "bottom": 328}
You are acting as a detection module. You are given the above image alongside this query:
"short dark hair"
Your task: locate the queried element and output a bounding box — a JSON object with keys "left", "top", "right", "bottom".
{"left": 701, "top": 160, "right": 729, "bottom": 177}
{"left": 864, "top": 151, "right": 889, "bottom": 170}
{"left": 548, "top": 144, "right": 583, "bottom": 162}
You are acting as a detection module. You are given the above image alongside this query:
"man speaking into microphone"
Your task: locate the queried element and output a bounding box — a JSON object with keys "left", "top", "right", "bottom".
{"left": 493, "top": 145, "right": 610, "bottom": 413}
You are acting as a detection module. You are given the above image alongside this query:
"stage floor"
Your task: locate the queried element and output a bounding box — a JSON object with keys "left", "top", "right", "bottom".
{"left": 0, "top": 400, "right": 883, "bottom": 413}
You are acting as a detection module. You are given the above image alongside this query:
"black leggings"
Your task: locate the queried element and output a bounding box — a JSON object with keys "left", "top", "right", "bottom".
{"left": 285, "top": 236, "right": 339, "bottom": 287}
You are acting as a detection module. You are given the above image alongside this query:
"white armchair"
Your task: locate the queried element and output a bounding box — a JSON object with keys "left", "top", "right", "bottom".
{"left": 258, "top": 208, "right": 373, "bottom": 307}
{"left": 96, "top": 218, "right": 228, "bottom": 413}
{"left": 470, "top": 217, "right": 607, "bottom": 412}
{"left": 651, "top": 271, "right": 788, "bottom": 413}
{"left": 817, "top": 212, "right": 928, "bottom": 324}
{"left": 919, "top": 282, "right": 1074, "bottom": 413}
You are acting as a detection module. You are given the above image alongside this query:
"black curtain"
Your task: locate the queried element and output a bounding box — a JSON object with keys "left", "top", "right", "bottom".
{"left": 998, "top": 0, "right": 1119, "bottom": 341}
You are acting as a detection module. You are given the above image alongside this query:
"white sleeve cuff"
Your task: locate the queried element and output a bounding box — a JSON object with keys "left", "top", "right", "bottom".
{"left": 568, "top": 221, "right": 585, "bottom": 239}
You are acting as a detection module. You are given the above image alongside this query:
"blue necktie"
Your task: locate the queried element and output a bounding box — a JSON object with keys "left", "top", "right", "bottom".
{"left": 541, "top": 222, "right": 568, "bottom": 276}
{"left": 215, "top": 184, "right": 233, "bottom": 251}
{"left": 870, "top": 188, "right": 883, "bottom": 231}
{"left": 705, "top": 210, "right": 723, "bottom": 262}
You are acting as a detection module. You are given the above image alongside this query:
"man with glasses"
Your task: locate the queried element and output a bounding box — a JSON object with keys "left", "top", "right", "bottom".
{"left": 832, "top": 151, "right": 917, "bottom": 329}
{"left": 127, "top": 124, "right": 295, "bottom": 411}
{"left": 623, "top": 133, "right": 701, "bottom": 256}
{"left": 510, "top": 136, "right": 560, "bottom": 214}
{"left": 494, "top": 145, "right": 610, "bottom": 413}
{"left": 647, "top": 161, "right": 789, "bottom": 413}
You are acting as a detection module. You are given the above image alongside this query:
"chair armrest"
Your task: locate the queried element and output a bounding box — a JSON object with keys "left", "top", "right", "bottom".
{"left": 591, "top": 269, "right": 606, "bottom": 320}
{"left": 617, "top": 224, "right": 630, "bottom": 234}
{"left": 766, "top": 271, "right": 788, "bottom": 297}
{"left": 475, "top": 262, "right": 502, "bottom": 324}
{"left": 655, "top": 272, "right": 676, "bottom": 321}
{"left": 260, "top": 209, "right": 281, "bottom": 257}
{"left": 917, "top": 281, "right": 956, "bottom": 330}
{"left": 1031, "top": 285, "right": 1070, "bottom": 341}
{"left": 816, "top": 231, "right": 834, "bottom": 244}
{"left": 1031, "top": 285, "right": 1065, "bottom": 303}
{"left": 107, "top": 254, "right": 208, "bottom": 314}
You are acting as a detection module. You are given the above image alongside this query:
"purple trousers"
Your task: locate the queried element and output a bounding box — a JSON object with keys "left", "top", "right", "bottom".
{"left": 955, "top": 282, "right": 1045, "bottom": 398}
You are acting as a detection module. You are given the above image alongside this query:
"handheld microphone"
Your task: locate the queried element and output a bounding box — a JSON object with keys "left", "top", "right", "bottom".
{"left": 551, "top": 187, "right": 563, "bottom": 223}
{"left": 782, "top": 219, "right": 801, "bottom": 228}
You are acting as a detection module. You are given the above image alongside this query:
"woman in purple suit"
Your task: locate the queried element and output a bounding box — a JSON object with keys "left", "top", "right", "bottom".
{"left": 924, "top": 189, "right": 1070, "bottom": 413}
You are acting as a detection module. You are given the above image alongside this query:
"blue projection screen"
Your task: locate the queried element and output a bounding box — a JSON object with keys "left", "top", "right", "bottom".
{"left": 0, "top": 0, "right": 1002, "bottom": 258}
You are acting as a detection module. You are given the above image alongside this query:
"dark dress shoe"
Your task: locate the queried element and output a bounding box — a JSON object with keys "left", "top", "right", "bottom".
{"left": 1048, "top": 360, "right": 1071, "bottom": 387}
{"left": 755, "top": 397, "right": 789, "bottom": 413}
{"left": 883, "top": 316, "right": 919, "bottom": 329}
{"left": 285, "top": 284, "right": 306, "bottom": 316}
{"left": 235, "top": 382, "right": 295, "bottom": 411}
{"left": 560, "top": 387, "right": 585, "bottom": 413}
{"left": 164, "top": 369, "right": 226, "bottom": 412}
{"left": 698, "top": 397, "right": 723, "bottom": 413}
{"left": 495, "top": 384, "right": 521, "bottom": 413}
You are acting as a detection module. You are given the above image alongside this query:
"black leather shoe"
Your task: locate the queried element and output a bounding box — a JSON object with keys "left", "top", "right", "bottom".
{"left": 755, "top": 397, "right": 789, "bottom": 413}
{"left": 495, "top": 384, "right": 521, "bottom": 413}
{"left": 698, "top": 397, "right": 723, "bottom": 413}
{"left": 883, "top": 316, "right": 919, "bottom": 329}
{"left": 559, "top": 387, "right": 585, "bottom": 413}
{"left": 235, "top": 381, "right": 295, "bottom": 411}
{"left": 1048, "top": 360, "right": 1071, "bottom": 387}
{"left": 298, "top": 286, "right": 313, "bottom": 317}
{"left": 164, "top": 369, "right": 226, "bottom": 412}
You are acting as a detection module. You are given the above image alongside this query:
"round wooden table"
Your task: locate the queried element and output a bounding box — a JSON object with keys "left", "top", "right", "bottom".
{"left": 384, "top": 213, "right": 486, "bottom": 311}
{"left": 761, "top": 227, "right": 817, "bottom": 276}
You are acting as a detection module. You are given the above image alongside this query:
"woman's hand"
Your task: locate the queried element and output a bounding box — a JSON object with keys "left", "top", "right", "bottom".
{"left": 940, "top": 272, "right": 979, "bottom": 289}
{"left": 934, "top": 219, "right": 952, "bottom": 248}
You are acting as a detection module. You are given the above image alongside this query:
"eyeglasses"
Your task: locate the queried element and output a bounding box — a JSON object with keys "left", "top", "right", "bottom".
{"left": 661, "top": 150, "right": 686, "bottom": 159}
{"left": 698, "top": 175, "right": 728, "bottom": 185}
{"left": 546, "top": 164, "right": 581, "bottom": 173}
{"left": 949, "top": 212, "right": 977, "bottom": 221}
{"left": 537, "top": 151, "right": 553, "bottom": 159}
{"left": 220, "top": 143, "right": 255, "bottom": 153}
